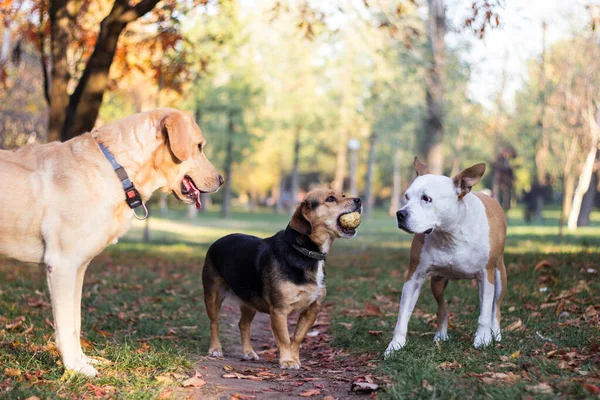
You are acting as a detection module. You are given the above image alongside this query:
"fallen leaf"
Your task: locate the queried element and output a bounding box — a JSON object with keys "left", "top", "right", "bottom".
{"left": 351, "top": 381, "right": 379, "bottom": 393}
{"left": 584, "top": 383, "right": 600, "bottom": 394}
{"left": 526, "top": 382, "right": 553, "bottom": 394}
{"left": 338, "top": 322, "right": 353, "bottom": 329}
{"left": 154, "top": 374, "right": 174, "bottom": 383}
{"left": 4, "top": 368, "right": 21, "bottom": 377}
{"left": 534, "top": 260, "right": 552, "bottom": 272}
{"left": 322, "top": 396, "right": 335, "bottom": 400}
{"left": 5, "top": 316, "right": 25, "bottom": 330}
{"left": 223, "top": 364, "right": 234, "bottom": 371}
{"left": 24, "top": 397, "right": 41, "bottom": 400}
{"left": 299, "top": 389, "right": 321, "bottom": 397}
{"left": 230, "top": 394, "right": 257, "bottom": 399}
{"left": 364, "top": 302, "right": 383, "bottom": 317}
{"left": 222, "top": 373, "right": 263, "bottom": 381}
{"left": 437, "top": 361, "right": 461, "bottom": 370}
{"left": 182, "top": 371, "right": 205, "bottom": 388}
{"left": 510, "top": 350, "right": 520, "bottom": 359}
{"left": 368, "top": 330, "right": 383, "bottom": 336}
{"left": 506, "top": 319, "right": 523, "bottom": 331}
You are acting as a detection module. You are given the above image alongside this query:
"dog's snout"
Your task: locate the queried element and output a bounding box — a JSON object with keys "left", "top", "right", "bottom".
{"left": 353, "top": 198, "right": 362, "bottom": 206}
{"left": 218, "top": 175, "right": 225, "bottom": 186}
{"left": 396, "top": 209, "right": 408, "bottom": 222}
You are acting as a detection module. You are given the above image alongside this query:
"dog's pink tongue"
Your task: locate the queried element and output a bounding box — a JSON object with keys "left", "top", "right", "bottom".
{"left": 183, "top": 178, "right": 202, "bottom": 210}
{"left": 195, "top": 193, "right": 202, "bottom": 210}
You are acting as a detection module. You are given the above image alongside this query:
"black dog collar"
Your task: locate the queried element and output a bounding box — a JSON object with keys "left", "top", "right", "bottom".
{"left": 284, "top": 226, "right": 327, "bottom": 261}
{"left": 97, "top": 142, "right": 148, "bottom": 220}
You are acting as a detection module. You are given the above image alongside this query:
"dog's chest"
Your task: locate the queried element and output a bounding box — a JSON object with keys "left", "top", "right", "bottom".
{"left": 279, "top": 261, "right": 325, "bottom": 313}
{"left": 423, "top": 212, "right": 491, "bottom": 280}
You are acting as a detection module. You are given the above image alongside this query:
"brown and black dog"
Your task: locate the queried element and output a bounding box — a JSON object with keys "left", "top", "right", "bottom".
{"left": 202, "top": 189, "right": 362, "bottom": 369}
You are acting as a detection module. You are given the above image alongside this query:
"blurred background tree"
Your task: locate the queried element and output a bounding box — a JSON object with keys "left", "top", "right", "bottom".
{"left": 1, "top": 0, "right": 598, "bottom": 230}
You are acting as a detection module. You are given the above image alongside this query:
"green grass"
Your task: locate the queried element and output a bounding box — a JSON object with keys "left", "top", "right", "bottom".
{"left": 1, "top": 205, "right": 599, "bottom": 398}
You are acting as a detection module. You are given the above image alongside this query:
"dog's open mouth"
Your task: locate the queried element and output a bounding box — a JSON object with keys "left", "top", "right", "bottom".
{"left": 181, "top": 176, "right": 202, "bottom": 210}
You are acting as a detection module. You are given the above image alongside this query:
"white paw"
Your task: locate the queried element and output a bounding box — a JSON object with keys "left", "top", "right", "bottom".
{"left": 433, "top": 331, "right": 449, "bottom": 342}
{"left": 384, "top": 337, "right": 406, "bottom": 359}
{"left": 243, "top": 350, "right": 259, "bottom": 361}
{"left": 208, "top": 348, "right": 223, "bottom": 357}
{"left": 473, "top": 329, "right": 493, "bottom": 348}
{"left": 64, "top": 360, "right": 98, "bottom": 378}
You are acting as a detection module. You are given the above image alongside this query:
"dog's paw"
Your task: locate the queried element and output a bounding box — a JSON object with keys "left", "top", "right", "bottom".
{"left": 473, "top": 329, "right": 493, "bottom": 348}
{"left": 243, "top": 350, "right": 259, "bottom": 361}
{"left": 384, "top": 337, "right": 406, "bottom": 359}
{"left": 279, "top": 359, "right": 301, "bottom": 369}
{"left": 433, "top": 331, "right": 449, "bottom": 342}
{"left": 62, "top": 361, "right": 98, "bottom": 378}
{"left": 208, "top": 348, "right": 223, "bottom": 357}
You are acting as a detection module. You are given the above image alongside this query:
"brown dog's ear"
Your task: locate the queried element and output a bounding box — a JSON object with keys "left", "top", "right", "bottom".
{"left": 453, "top": 163, "right": 486, "bottom": 199}
{"left": 162, "top": 113, "right": 192, "bottom": 162}
{"left": 290, "top": 201, "right": 312, "bottom": 235}
{"left": 413, "top": 156, "right": 430, "bottom": 176}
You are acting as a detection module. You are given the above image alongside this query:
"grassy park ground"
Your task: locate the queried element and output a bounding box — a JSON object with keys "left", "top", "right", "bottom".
{"left": 1, "top": 205, "right": 599, "bottom": 399}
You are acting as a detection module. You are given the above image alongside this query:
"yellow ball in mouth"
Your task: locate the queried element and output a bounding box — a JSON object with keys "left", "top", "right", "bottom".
{"left": 339, "top": 211, "right": 361, "bottom": 229}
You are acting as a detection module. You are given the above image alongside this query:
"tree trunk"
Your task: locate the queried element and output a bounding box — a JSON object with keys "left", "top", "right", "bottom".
{"left": 567, "top": 107, "right": 599, "bottom": 231}
{"left": 200, "top": 192, "right": 211, "bottom": 213}
{"left": 290, "top": 125, "right": 301, "bottom": 212}
{"left": 421, "top": 0, "right": 446, "bottom": 175}
{"left": 221, "top": 112, "right": 234, "bottom": 219}
{"left": 143, "top": 204, "right": 150, "bottom": 242}
{"left": 48, "top": 0, "right": 70, "bottom": 143}
{"left": 159, "top": 193, "right": 168, "bottom": 214}
{"left": 578, "top": 170, "right": 598, "bottom": 227}
{"left": 333, "top": 132, "right": 348, "bottom": 192}
{"left": 348, "top": 142, "right": 359, "bottom": 197}
{"left": 450, "top": 127, "right": 465, "bottom": 177}
{"left": 389, "top": 139, "right": 402, "bottom": 216}
{"left": 363, "top": 130, "right": 377, "bottom": 218}
{"left": 58, "top": 0, "right": 161, "bottom": 141}
{"left": 559, "top": 136, "right": 579, "bottom": 237}
{"left": 535, "top": 20, "right": 549, "bottom": 188}
{"left": 275, "top": 175, "right": 285, "bottom": 214}
{"left": 560, "top": 174, "right": 576, "bottom": 237}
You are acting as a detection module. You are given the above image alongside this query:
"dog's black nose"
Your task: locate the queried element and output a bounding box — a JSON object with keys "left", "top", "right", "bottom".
{"left": 396, "top": 209, "right": 408, "bottom": 222}
{"left": 354, "top": 198, "right": 362, "bottom": 205}
{"left": 218, "top": 175, "right": 225, "bottom": 186}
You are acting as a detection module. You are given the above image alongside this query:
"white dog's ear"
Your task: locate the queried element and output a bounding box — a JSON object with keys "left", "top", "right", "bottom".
{"left": 453, "top": 163, "right": 486, "bottom": 199}
{"left": 162, "top": 113, "right": 192, "bottom": 162}
{"left": 290, "top": 201, "right": 312, "bottom": 235}
{"left": 413, "top": 156, "right": 430, "bottom": 176}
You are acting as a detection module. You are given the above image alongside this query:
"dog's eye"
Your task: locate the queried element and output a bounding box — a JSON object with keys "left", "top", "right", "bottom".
{"left": 405, "top": 194, "right": 409, "bottom": 200}
{"left": 422, "top": 194, "right": 432, "bottom": 203}
{"left": 197, "top": 143, "right": 203, "bottom": 151}
{"left": 326, "top": 196, "right": 336, "bottom": 203}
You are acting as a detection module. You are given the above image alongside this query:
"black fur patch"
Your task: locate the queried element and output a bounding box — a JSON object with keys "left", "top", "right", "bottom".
{"left": 309, "top": 199, "right": 320, "bottom": 210}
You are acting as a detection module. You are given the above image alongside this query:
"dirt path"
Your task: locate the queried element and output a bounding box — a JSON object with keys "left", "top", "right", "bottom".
{"left": 185, "top": 298, "right": 381, "bottom": 400}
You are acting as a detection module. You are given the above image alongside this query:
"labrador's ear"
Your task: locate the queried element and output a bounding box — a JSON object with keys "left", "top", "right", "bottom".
{"left": 162, "top": 113, "right": 192, "bottom": 162}
{"left": 453, "top": 163, "right": 486, "bottom": 199}
{"left": 290, "top": 201, "right": 312, "bottom": 235}
{"left": 413, "top": 156, "right": 430, "bottom": 176}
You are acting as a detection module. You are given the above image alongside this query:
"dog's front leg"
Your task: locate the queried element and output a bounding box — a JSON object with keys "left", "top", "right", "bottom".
{"left": 46, "top": 263, "right": 98, "bottom": 377}
{"left": 270, "top": 309, "right": 298, "bottom": 369}
{"left": 291, "top": 300, "right": 321, "bottom": 366}
{"left": 473, "top": 273, "right": 496, "bottom": 348}
{"left": 385, "top": 275, "right": 426, "bottom": 358}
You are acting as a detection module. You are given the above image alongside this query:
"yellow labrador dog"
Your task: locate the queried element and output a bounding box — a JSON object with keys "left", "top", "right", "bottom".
{"left": 0, "top": 108, "right": 223, "bottom": 377}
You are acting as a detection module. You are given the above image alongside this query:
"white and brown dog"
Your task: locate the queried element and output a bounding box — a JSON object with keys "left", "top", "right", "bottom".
{"left": 384, "top": 157, "right": 507, "bottom": 357}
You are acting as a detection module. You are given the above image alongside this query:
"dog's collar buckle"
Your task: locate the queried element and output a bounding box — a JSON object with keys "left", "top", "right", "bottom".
{"left": 97, "top": 142, "right": 149, "bottom": 220}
